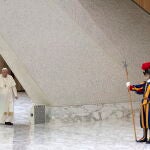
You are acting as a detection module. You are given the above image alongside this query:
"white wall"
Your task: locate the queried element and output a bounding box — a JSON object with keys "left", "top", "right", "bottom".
{"left": 0, "top": 0, "right": 149, "bottom": 106}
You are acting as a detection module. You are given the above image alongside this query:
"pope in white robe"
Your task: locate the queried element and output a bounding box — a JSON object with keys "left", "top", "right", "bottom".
{"left": 0, "top": 68, "right": 18, "bottom": 125}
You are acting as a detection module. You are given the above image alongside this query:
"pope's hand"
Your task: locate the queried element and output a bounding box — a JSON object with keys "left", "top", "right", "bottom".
{"left": 126, "top": 82, "right": 130, "bottom": 87}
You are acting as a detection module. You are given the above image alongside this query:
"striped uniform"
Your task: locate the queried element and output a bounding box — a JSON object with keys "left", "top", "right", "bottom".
{"left": 130, "top": 80, "right": 150, "bottom": 129}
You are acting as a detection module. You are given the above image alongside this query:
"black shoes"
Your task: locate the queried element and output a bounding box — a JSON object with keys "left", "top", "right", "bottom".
{"left": 136, "top": 137, "right": 147, "bottom": 142}
{"left": 146, "top": 140, "right": 150, "bottom": 144}
{"left": 137, "top": 129, "right": 148, "bottom": 143}
{"left": 137, "top": 138, "right": 150, "bottom": 144}
{"left": 5, "top": 122, "right": 13, "bottom": 125}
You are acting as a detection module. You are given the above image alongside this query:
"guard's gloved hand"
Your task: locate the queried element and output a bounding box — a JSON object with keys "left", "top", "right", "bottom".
{"left": 126, "top": 82, "right": 131, "bottom": 87}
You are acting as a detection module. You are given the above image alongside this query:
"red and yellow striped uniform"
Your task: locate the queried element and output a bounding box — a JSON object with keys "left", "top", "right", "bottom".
{"left": 130, "top": 81, "right": 150, "bottom": 129}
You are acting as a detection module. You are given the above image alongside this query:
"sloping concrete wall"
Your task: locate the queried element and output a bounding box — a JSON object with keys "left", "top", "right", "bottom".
{"left": 0, "top": 0, "right": 149, "bottom": 106}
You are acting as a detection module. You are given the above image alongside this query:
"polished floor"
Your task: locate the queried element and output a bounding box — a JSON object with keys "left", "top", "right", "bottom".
{"left": 0, "top": 93, "right": 149, "bottom": 150}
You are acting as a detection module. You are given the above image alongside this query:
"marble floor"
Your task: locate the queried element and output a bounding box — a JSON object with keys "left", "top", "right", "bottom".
{"left": 0, "top": 93, "right": 149, "bottom": 150}
{"left": 14, "top": 92, "right": 32, "bottom": 125}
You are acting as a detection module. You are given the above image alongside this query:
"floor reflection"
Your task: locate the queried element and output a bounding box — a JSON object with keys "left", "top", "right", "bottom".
{"left": 2, "top": 119, "right": 148, "bottom": 150}
{"left": 14, "top": 92, "right": 32, "bottom": 125}
{"left": 0, "top": 93, "right": 149, "bottom": 150}
{"left": 13, "top": 125, "right": 30, "bottom": 150}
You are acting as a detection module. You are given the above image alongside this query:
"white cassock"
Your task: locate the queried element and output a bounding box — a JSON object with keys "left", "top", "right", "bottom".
{"left": 0, "top": 74, "right": 17, "bottom": 123}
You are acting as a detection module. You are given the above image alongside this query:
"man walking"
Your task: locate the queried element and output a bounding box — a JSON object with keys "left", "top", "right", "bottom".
{"left": 0, "top": 68, "right": 18, "bottom": 125}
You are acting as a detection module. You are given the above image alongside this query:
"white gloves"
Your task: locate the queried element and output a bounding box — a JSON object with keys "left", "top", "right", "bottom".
{"left": 126, "top": 82, "right": 130, "bottom": 87}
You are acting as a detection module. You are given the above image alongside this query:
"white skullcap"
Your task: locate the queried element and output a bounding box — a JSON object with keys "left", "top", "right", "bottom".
{"left": 2, "top": 68, "right": 8, "bottom": 71}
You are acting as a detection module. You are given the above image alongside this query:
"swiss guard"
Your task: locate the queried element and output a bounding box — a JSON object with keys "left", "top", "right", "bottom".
{"left": 126, "top": 62, "right": 150, "bottom": 143}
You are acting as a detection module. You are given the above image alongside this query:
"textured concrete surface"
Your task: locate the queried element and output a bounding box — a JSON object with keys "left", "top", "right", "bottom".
{"left": 0, "top": 0, "right": 149, "bottom": 106}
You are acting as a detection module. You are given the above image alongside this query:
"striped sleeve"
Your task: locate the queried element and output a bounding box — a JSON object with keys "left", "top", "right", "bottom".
{"left": 130, "top": 82, "right": 145, "bottom": 95}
